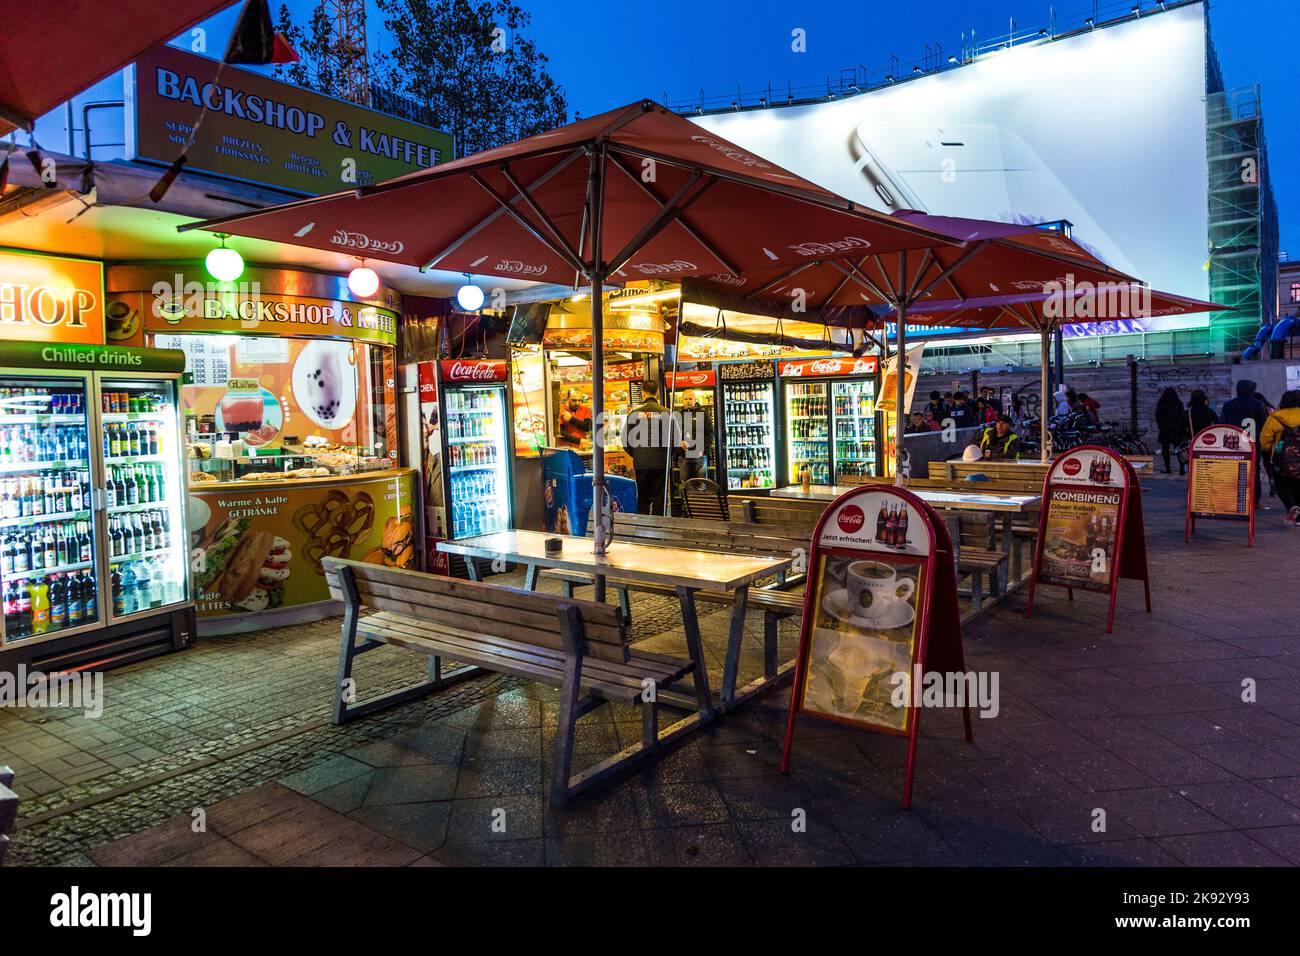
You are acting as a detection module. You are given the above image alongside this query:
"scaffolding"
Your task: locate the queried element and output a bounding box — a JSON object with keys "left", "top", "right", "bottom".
{"left": 323, "top": 0, "right": 371, "bottom": 107}
{"left": 1205, "top": 83, "right": 1278, "bottom": 352}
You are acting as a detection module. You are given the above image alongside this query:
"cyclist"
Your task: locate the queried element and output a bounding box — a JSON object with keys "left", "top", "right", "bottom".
{"left": 980, "top": 415, "right": 1023, "bottom": 461}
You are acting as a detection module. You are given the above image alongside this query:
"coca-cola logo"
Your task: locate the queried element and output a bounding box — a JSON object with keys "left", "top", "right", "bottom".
{"left": 689, "top": 135, "right": 772, "bottom": 170}
{"left": 495, "top": 259, "right": 548, "bottom": 276}
{"left": 1062, "top": 458, "right": 1082, "bottom": 477}
{"left": 789, "top": 237, "right": 872, "bottom": 258}
{"left": 444, "top": 361, "right": 502, "bottom": 382}
{"left": 631, "top": 259, "right": 696, "bottom": 276}
{"left": 809, "top": 359, "right": 844, "bottom": 375}
{"left": 837, "top": 505, "right": 866, "bottom": 534}
{"left": 330, "top": 230, "right": 405, "bottom": 254}
{"left": 706, "top": 273, "right": 747, "bottom": 288}
{"left": 1203, "top": 433, "right": 1217, "bottom": 446}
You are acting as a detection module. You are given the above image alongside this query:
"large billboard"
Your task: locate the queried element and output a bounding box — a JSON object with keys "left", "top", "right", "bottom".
{"left": 694, "top": 2, "right": 1210, "bottom": 336}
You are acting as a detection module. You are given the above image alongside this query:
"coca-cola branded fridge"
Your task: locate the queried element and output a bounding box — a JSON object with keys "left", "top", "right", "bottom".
{"left": 433, "top": 359, "right": 515, "bottom": 543}
{"left": 0, "top": 343, "right": 195, "bottom": 674}
{"left": 778, "top": 356, "right": 881, "bottom": 485}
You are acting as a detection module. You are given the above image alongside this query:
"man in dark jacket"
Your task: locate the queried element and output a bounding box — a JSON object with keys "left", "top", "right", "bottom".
{"left": 1222, "top": 379, "right": 1269, "bottom": 505}
{"left": 620, "top": 380, "right": 680, "bottom": 515}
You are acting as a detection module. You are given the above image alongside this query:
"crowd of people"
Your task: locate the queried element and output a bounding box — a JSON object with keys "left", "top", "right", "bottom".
{"left": 1154, "top": 380, "right": 1300, "bottom": 526}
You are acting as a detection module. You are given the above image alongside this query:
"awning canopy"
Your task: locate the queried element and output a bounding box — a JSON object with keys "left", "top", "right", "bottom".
{"left": 0, "top": 1, "right": 237, "bottom": 134}
{"left": 180, "top": 100, "right": 960, "bottom": 285}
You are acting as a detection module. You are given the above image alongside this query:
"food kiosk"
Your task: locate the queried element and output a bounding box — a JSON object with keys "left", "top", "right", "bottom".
{"left": 105, "top": 264, "right": 416, "bottom": 633}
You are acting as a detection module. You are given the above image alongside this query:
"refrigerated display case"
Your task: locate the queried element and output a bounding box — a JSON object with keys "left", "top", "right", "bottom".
{"left": 831, "top": 378, "right": 879, "bottom": 481}
{"left": 778, "top": 356, "right": 882, "bottom": 486}
{"left": 717, "top": 360, "right": 777, "bottom": 490}
{"left": 783, "top": 379, "right": 831, "bottom": 485}
{"left": 438, "top": 360, "right": 514, "bottom": 539}
{"left": 665, "top": 369, "right": 718, "bottom": 505}
{"left": 0, "top": 343, "right": 194, "bottom": 673}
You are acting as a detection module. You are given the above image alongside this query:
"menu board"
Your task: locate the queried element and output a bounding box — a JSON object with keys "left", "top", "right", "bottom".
{"left": 1186, "top": 424, "right": 1255, "bottom": 546}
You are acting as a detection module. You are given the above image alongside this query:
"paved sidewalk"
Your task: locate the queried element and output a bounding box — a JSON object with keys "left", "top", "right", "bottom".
{"left": 6, "top": 477, "right": 1300, "bottom": 866}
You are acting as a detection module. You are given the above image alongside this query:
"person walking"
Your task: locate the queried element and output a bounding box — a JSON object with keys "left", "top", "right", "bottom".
{"left": 1188, "top": 389, "right": 1218, "bottom": 435}
{"left": 621, "top": 379, "right": 679, "bottom": 516}
{"left": 1260, "top": 390, "right": 1300, "bottom": 526}
{"left": 1154, "top": 387, "right": 1188, "bottom": 475}
{"left": 1222, "top": 379, "right": 1270, "bottom": 505}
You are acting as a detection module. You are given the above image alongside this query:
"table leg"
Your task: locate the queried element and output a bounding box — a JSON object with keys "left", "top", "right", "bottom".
{"left": 465, "top": 557, "right": 481, "bottom": 581}
{"left": 944, "top": 513, "right": 961, "bottom": 581}
{"left": 720, "top": 585, "right": 749, "bottom": 711}
{"left": 524, "top": 563, "right": 539, "bottom": 591}
{"left": 594, "top": 574, "right": 607, "bottom": 605}
{"left": 674, "top": 586, "right": 714, "bottom": 719}
{"left": 1001, "top": 514, "right": 1014, "bottom": 589}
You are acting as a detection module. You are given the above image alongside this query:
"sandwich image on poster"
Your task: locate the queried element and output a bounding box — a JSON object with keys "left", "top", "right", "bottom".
{"left": 802, "top": 554, "right": 924, "bottom": 730}
{"left": 195, "top": 517, "right": 293, "bottom": 612}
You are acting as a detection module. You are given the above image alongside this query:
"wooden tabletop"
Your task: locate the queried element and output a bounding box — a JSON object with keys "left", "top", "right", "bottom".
{"left": 438, "top": 529, "right": 793, "bottom": 591}
{"left": 771, "top": 484, "right": 1040, "bottom": 512}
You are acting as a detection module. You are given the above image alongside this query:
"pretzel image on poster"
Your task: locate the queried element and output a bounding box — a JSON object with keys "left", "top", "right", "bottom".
{"left": 292, "top": 491, "right": 376, "bottom": 574}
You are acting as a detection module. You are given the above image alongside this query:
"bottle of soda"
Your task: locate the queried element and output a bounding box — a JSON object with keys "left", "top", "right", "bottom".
{"left": 50, "top": 574, "right": 66, "bottom": 630}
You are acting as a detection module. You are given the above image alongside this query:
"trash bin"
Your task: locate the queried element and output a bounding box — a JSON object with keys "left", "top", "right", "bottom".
{"left": 540, "top": 447, "right": 636, "bottom": 535}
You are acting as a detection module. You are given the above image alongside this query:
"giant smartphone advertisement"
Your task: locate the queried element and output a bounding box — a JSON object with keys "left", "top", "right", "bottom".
{"left": 694, "top": 3, "right": 1211, "bottom": 337}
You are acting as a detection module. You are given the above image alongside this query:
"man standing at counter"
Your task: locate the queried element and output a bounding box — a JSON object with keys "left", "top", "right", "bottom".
{"left": 621, "top": 380, "right": 679, "bottom": 515}
{"left": 557, "top": 388, "right": 594, "bottom": 448}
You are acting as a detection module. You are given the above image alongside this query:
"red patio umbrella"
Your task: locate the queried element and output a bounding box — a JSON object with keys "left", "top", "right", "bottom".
{"left": 879, "top": 287, "right": 1226, "bottom": 460}
{"left": 689, "top": 211, "right": 1144, "bottom": 477}
{"left": 0, "top": 1, "right": 240, "bottom": 134}
{"left": 180, "top": 100, "right": 960, "bottom": 555}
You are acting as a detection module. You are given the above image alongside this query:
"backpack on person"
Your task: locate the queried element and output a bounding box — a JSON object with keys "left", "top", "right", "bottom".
{"left": 1274, "top": 424, "right": 1300, "bottom": 478}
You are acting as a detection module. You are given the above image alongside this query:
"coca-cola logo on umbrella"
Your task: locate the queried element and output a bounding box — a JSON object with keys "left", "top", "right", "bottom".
{"left": 789, "top": 236, "right": 872, "bottom": 258}
{"left": 330, "top": 230, "right": 404, "bottom": 255}
{"left": 837, "top": 504, "right": 866, "bottom": 535}
{"left": 1062, "top": 458, "right": 1083, "bottom": 477}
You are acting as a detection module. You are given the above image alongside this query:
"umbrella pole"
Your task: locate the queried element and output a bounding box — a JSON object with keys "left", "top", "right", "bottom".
{"left": 895, "top": 304, "right": 907, "bottom": 486}
{"left": 589, "top": 151, "right": 608, "bottom": 566}
{"left": 1040, "top": 328, "right": 1050, "bottom": 463}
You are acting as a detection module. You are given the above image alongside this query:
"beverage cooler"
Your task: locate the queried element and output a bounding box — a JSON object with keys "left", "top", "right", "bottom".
{"left": 778, "top": 356, "right": 881, "bottom": 485}
{"left": 717, "top": 360, "right": 778, "bottom": 491}
{"left": 0, "top": 344, "right": 194, "bottom": 673}
{"left": 436, "top": 360, "right": 515, "bottom": 541}
{"left": 665, "top": 369, "right": 718, "bottom": 494}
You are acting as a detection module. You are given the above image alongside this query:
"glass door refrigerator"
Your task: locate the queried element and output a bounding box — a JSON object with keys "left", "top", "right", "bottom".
{"left": 717, "top": 360, "right": 778, "bottom": 491}
{"left": 778, "top": 356, "right": 882, "bottom": 485}
{"left": 0, "top": 343, "right": 194, "bottom": 673}
{"left": 437, "top": 360, "right": 514, "bottom": 540}
{"left": 665, "top": 369, "right": 719, "bottom": 503}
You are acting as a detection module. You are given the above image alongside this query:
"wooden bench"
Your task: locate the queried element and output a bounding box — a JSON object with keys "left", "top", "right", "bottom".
{"left": 322, "top": 558, "right": 704, "bottom": 808}
{"left": 0, "top": 766, "right": 15, "bottom": 866}
{"left": 727, "top": 494, "right": 827, "bottom": 527}
{"left": 541, "top": 513, "right": 810, "bottom": 699}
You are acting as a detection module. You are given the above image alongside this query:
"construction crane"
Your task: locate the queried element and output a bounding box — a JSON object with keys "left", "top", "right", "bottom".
{"left": 323, "top": 0, "right": 371, "bottom": 106}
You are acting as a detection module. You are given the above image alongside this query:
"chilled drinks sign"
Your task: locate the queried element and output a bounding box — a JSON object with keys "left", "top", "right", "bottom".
{"left": 0, "top": 251, "right": 105, "bottom": 346}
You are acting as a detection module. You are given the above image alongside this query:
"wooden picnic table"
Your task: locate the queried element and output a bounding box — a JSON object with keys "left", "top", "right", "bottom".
{"left": 438, "top": 529, "right": 794, "bottom": 715}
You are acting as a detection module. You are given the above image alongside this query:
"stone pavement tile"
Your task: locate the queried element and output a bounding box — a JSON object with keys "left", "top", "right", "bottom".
{"left": 1156, "top": 830, "right": 1289, "bottom": 866}
{"left": 445, "top": 794, "right": 545, "bottom": 844}
{"left": 1111, "top": 746, "right": 1238, "bottom": 786}
{"left": 830, "top": 807, "right": 952, "bottom": 863}
{"left": 454, "top": 757, "right": 543, "bottom": 799}
{"left": 406, "top": 855, "right": 447, "bottom": 866}
{"left": 1062, "top": 839, "right": 1184, "bottom": 866}
{"left": 1038, "top": 749, "right": 1160, "bottom": 793}
{"left": 206, "top": 783, "right": 303, "bottom": 837}
{"left": 735, "top": 817, "right": 855, "bottom": 866}
{"left": 1199, "top": 707, "right": 1300, "bottom": 741}
{"left": 88, "top": 814, "right": 216, "bottom": 866}
{"left": 435, "top": 839, "right": 545, "bottom": 866}
{"left": 284, "top": 820, "right": 423, "bottom": 867}
{"left": 1177, "top": 780, "right": 1300, "bottom": 829}
{"left": 635, "top": 781, "right": 731, "bottom": 828}
{"left": 277, "top": 755, "right": 372, "bottom": 797}
{"left": 1010, "top": 790, "right": 1142, "bottom": 845}
{"left": 1143, "top": 713, "right": 1245, "bottom": 746}
{"left": 311, "top": 772, "right": 375, "bottom": 814}
{"left": 544, "top": 830, "right": 648, "bottom": 866}
{"left": 461, "top": 726, "right": 542, "bottom": 761}
{"left": 440, "top": 694, "right": 543, "bottom": 732}
{"left": 545, "top": 788, "right": 642, "bottom": 837}
{"left": 1071, "top": 717, "right": 1174, "bottom": 751}
{"left": 1192, "top": 740, "right": 1299, "bottom": 779}
{"left": 348, "top": 801, "right": 452, "bottom": 854}
{"left": 964, "top": 755, "right": 1079, "bottom": 797}
{"left": 994, "top": 719, "right": 1102, "bottom": 756}
{"left": 363, "top": 765, "right": 460, "bottom": 806}
{"left": 1101, "top": 787, "right": 1232, "bottom": 838}
{"left": 628, "top": 741, "right": 713, "bottom": 786}
{"left": 643, "top": 824, "right": 753, "bottom": 866}
{"left": 1256, "top": 776, "right": 1300, "bottom": 807}
{"left": 1242, "top": 826, "right": 1300, "bottom": 865}
{"left": 167, "top": 837, "right": 267, "bottom": 867}
{"left": 715, "top": 774, "right": 814, "bottom": 822}
{"left": 698, "top": 739, "right": 787, "bottom": 779}
{"left": 226, "top": 803, "right": 352, "bottom": 864}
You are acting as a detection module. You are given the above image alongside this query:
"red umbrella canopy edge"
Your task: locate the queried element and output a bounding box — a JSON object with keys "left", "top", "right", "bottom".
{"left": 180, "top": 100, "right": 963, "bottom": 284}
{"left": 0, "top": 0, "right": 240, "bottom": 135}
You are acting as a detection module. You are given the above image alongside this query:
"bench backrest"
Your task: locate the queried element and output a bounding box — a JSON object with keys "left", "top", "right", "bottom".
{"left": 591, "top": 511, "right": 810, "bottom": 560}
{"left": 727, "top": 494, "right": 827, "bottom": 527}
{"left": 322, "top": 558, "right": 631, "bottom": 663}
{"left": 929, "top": 460, "right": 1049, "bottom": 482}
{"left": 682, "top": 478, "right": 729, "bottom": 521}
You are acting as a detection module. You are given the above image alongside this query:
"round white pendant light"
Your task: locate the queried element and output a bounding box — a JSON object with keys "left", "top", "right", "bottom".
{"left": 205, "top": 234, "right": 244, "bottom": 282}
{"left": 455, "top": 280, "right": 485, "bottom": 312}
{"left": 347, "top": 260, "right": 380, "bottom": 298}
